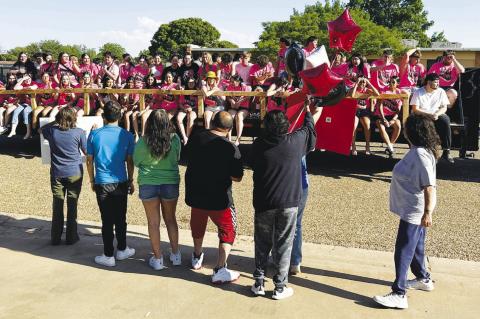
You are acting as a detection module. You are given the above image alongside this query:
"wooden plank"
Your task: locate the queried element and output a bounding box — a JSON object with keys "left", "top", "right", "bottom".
{"left": 83, "top": 92, "right": 90, "bottom": 115}
{"left": 139, "top": 94, "right": 145, "bottom": 111}
{"left": 197, "top": 96, "right": 204, "bottom": 118}
{"left": 30, "top": 94, "right": 37, "bottom": 110}
{"left": 402, "top": 94, "right": 410, "bottom": 124}
{"left": 260, "top": 96, "right": 267, "bottom": 120}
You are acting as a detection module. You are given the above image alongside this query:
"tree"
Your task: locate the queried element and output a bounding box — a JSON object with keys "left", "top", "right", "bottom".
{"left": 347, "top": 0, "right": 434, "bottom": 46}
{"left": 255, "top": 0, "right": 404, "bottom": 61}
{"left": 3, "top": 40, "right": 97, "bottom": 61}
{"left": 430, "top": 31, "right": 448, "bottom": 44}
{"left": 98, "top": 43, "right": 126, "bottom": 60}
{"left": 214, "top": 40, "right": 239, "bottom": 48}
{"left": 149, "top": 18, "right": 221, "bottom": 58}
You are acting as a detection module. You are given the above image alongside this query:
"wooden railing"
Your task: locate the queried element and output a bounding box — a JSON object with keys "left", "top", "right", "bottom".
{"left": 347, "top": 93, "right": 410, "bottom": 123}
{"left": 0, "top": 88, "right": 409, "bottom": 122}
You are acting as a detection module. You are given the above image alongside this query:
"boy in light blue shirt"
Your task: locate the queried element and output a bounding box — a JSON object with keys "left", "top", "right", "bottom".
{"left": 86, "top": 101, "right": 135, "bottom": 267}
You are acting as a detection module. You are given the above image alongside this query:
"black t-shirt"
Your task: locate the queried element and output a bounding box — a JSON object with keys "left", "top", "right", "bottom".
{"left": 250, "top": 112, "right": 316, "bottom": 212}
{"left": 179, "top": 63, "right": 199, "bottom": 86}
{"left": 162, "top": 65, "right": 181, "bottom": 83}
{"left": 184, "top": 129, "right": 243, "bottom": 210}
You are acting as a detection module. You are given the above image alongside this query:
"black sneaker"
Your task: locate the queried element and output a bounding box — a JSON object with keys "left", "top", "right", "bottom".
{"left": 385, "top": 147, "right": 394, "bottom": 158}
{"left": 442, "top": 150, "right": 455, "bottom": 164}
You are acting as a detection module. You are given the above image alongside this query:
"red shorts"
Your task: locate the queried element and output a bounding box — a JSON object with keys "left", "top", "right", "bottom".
{"left": 190, "top": 206, "right": 237, "bottom": 244}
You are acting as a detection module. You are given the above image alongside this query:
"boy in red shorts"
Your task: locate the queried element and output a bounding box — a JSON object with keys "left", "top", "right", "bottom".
{"left": 184, "top": 111, "right": 243, "bottom": 284}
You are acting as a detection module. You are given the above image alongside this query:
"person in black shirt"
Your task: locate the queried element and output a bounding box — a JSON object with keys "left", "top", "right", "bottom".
{"left": 161, "top": 54, "right": 182, "bottom": 84}
{"left": 184, "top": 111, "right": 243, "bottom": 284}
{"left": 11, "top": 52, "right": 37, "bottom": 80}
{"left": 178, "top": 54, "right": 199, "bottom": 87}
{"left": 250, "top": 103, "right": 316, "bottom": 299}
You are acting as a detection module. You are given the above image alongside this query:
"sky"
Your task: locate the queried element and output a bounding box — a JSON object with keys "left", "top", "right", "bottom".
{"left": 1, "top": 0, "right": 479, "bottom": 56}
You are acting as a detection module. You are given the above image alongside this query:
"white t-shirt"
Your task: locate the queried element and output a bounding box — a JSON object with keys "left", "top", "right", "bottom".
{"left": 389, "top": 147, "right": 436, "bottom": 225}
{"left": 410, "top": 87, "right": 449, "bottom": 114}
{"left": 235, "top": 63, "right": 253, "bottom": 85}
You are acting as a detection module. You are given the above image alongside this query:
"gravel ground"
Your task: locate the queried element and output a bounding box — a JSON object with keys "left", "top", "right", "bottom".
{"left": 1, "top": 137, "right": 479, "bottom": 261}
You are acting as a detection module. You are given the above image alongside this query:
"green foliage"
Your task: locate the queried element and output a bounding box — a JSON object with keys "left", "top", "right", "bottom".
{"left": 255, "top": 0, "right": 404, "bottom": 61}
{"left": 98, "top": 43, "right": 126, "bottom": 60}
{"left": 347, "top": 0, "right": 434, "bottom": 47}
{"left": 149, "top": 18, "right": 221, "bottom": 59}
{"left": 2, "top": 39, "right": 97, "bottom": 61}
{"left": 430, "top": 31, "right": 448, "bottom": 43}
{"left": 214, "top": 40, "right": 239, "bottom": 48}
{"left": 137, "top": 49, "right": 151, "bottom": 59}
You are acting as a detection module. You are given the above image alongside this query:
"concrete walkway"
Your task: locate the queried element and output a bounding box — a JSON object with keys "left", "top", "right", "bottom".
{"left": 0, "top": 212, "right": 479, "bottom": 319}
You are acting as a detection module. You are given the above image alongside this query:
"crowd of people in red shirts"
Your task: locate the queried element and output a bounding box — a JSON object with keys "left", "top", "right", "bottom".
{"left": 0, "top": 37, "right": 464, "bottom": 155}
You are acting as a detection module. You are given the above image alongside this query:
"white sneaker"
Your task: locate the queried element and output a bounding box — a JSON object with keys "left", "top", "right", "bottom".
{"left": 272, "top": 286, "right": 294, "bottom": 300}
{"left": 191, "top": 252, "right": 204, "bottom": 270}
{"left": 406, "top": 278, "right": 434, "bottom": 291}
{"left": 373, "top": 292, "right": 408, "bottom": 309}
{"left": 0, "top": 127, "right": 7, "bottom": 134}
{"left": 116, "top": 246, "right": 135, "bottom": 260}
{"left": 148, "top": 256, "right": 165, "bottom": 270}
{"left": 251, "top": 282, "right": 266, "bottom": 296}
{"left": 211, "top": 267, "right": 240, "bottom": 284}
{"left": 169, "top": 250, "right": 182, "bottom": 266}
{"left": 94, "top": 254, "right": 116, "bottom": 267}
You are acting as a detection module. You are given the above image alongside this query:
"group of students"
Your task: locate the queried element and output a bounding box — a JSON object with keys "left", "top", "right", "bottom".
{"left": 0, "top": 49, "right": 285, "bottom": 146}
{"left": 338, "top": 47, "right": 464, "bottom": 161}
{"left": 41, "top": 93, "right": 442, "bottom": 308}
{"left": 1, "top": 39, "right": 464, "bottom": 161}
{"left": 9, "top": 37, "right": 455, "bottom": 307}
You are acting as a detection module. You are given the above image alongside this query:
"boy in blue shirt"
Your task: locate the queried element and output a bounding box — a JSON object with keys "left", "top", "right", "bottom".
{"left": 87, "top": 101, "right": 135, "bottom": 267}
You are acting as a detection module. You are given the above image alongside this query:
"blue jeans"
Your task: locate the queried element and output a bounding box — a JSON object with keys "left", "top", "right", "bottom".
{"left": 139, "top": 184, "right": 179, "bottom": 201}
{"left": 392, "top": 219, "right": 430, "bottom": 295}
{"left": 12, "top": 104, "right": 32, "bottom": 125}
{"left": 291, "top": 187, "right": 309, "bottom": 266}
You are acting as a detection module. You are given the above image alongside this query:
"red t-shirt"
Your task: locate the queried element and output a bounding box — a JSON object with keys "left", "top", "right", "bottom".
{"left": 249, "top": 63, "right": 275, "bottom": 87}
{"left": 400, "top": 63, "right": 426, "bottom": 88}
{"left": 371, "top": 60, "right": 399, "bottom": 91}
{"left": 427, "top": 62, "right": 459, "bottom": 87}
{"left": 376, "top": 88, "right": 403, "bottom": 116}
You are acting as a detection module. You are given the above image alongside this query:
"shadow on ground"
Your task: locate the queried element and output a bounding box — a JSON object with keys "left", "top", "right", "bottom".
{"left": 0, "top": 213, "right": 387, "bottom": 307}
{"left": 2, "top": 133, "right": 479, "bottom": 183}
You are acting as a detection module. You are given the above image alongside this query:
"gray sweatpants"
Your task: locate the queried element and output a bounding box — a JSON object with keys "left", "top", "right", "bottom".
{"left": 253, "top": 207, "right": 298, "bottom": 289}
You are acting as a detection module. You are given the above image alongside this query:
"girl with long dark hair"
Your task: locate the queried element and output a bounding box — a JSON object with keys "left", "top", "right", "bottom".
{"left": 49, "top": 74, "right": 77, "bottom": 121}
{"left": 11, "top": 52, "right": 37, "bottom": 79}
{"left": 225, "top": 74, "right": 252, "bottom": 145}
{"left": 133, "top": 109, "right": 182, "bottom": 270}
{"left": 54, "top": 52, "right": 80, "bottom": 86}
{"left": 10, "top": 73, "right": 38, "bottom": 139}
{"left": 120, "top": 76, "right": 140, "bottom": 133}
{"left": 177, "top": 77, "right": 198, "bottom": 145}
{"left": 375, "top": 76, "right": 406, "bottom": 157}
{"left": 344, "top": 53, "right": 370, "bottom": 88}
{"left": 1, "top": 74, "right": 19, "bottom": 134}
{"left": 373, "top": 113, "right": 440, "bottom": 309}
{"left": 32, "top": 72, "right": 58, "bottom": 129}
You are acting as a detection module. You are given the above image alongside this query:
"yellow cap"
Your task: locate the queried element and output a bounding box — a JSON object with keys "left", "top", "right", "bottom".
{"left": 205, "top": 71, "right": 217, "bottom": 79}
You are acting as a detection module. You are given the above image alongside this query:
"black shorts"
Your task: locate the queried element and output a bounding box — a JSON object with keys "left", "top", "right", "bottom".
{"left": 376, "top": 115, "right": 397, "bottom": 123}
{"left": 356, "top": 108, "right": 371, "bottom": 118}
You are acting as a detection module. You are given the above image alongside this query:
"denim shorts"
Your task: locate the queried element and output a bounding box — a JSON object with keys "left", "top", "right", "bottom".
{"left": 139, "top": 184, "right": 179, "bottom": 201}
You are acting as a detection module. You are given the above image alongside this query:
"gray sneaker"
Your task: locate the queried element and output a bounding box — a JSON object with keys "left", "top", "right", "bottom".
{"left": 406, "top": 278, "right": 434, "bottom": 291}
{"left": 251, "top": 282, "right": 266, "bottom": 296}
{"left": 272, "top": 286, "right": 294, "bottom": 300}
